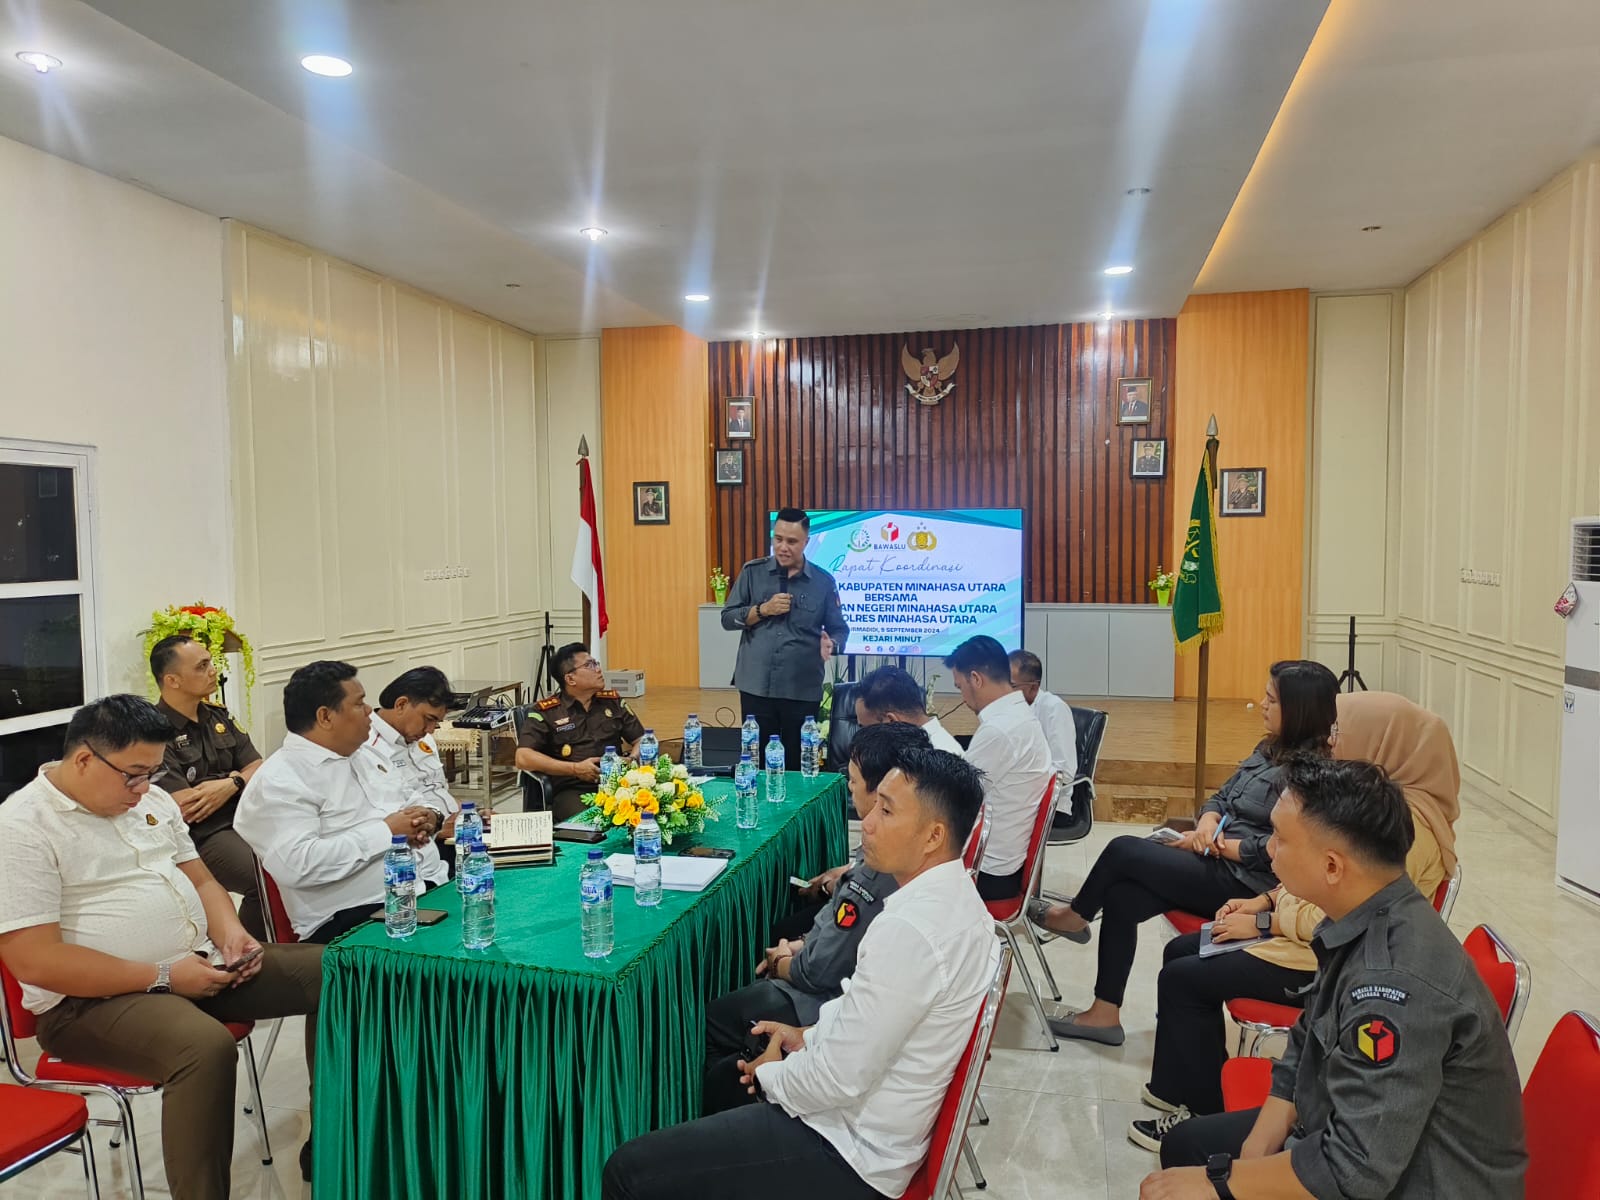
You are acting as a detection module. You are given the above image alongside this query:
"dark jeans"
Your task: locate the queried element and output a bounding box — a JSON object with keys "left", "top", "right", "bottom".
{"left": 702, "top": 980, "right": 801, "bottom": 1115}
{"left": 1159, "top": 1108, "right": 1261, "bottom": 1169}
{"left": 1071, "top": 835, "right": 1256, "bottom": 1007}
{"left": 603, "top": 1102, "right": 886, "bottom": 1200}
{"left": 976, "top": 867, "right": 1024, "bottom": 903}
{"left": 739, "top": 692, "right": 815, "bottom": 772}
{"left": 1149, "top": 932, "right": 1314, "bottom": 1114}
{"left": 305, "top": 902, "right": 377, "bottom": 945}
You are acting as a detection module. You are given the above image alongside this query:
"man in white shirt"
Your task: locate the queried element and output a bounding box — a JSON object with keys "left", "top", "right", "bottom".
{"left": 236, "top": 661, "right": 436, "bottom": 944}
{"left": 852, "top": 664, "right": 964, "bottom": 754}
{"left": 949, "top": 636, "right": 1053, "bottom": 901}
{"left": 1009, "top": 649, "right": 1082, "bottom": 843}
{"left": 362, "top": 666, "right": 467, "bottom": 884}
{"left": 601, "top": 746, "right": 999, "bottom": 1200}
{"left": 0, "top": 695, "right": 324, "bottom": 1196}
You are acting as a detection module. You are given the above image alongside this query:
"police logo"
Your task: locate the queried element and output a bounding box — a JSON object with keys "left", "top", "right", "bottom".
{"left": 186, "top": 766, "right": 198, "bottom": 783}
{"left": 604, "top": 708, "right": 613, "bottom": 718}
{"left": 1354, "top": 1017, "right": 1399, "bottom": 1067}
{"left": 215, "top": 722, "right": 227, "bottom": 734}
{"left": 834, "top": 900, "right": 859, "bottom": 929}
{"left": 562, "top": 745, "right": 573, "bottom": 757}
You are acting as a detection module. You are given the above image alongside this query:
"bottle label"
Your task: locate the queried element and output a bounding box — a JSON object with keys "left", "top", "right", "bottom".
{"left": 582, "top": 878, "right": 613, "bottom": 904}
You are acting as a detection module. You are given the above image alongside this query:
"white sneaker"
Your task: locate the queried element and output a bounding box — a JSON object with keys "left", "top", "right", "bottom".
{"left": 1139, "top": 1083, "right": 1181, "bottom": 1113}
{"left": 1128, "top": 1105, "right": 1194, "bottom": 1152}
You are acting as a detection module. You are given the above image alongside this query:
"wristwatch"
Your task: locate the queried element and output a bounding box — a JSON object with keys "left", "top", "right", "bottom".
{"left": 147, "top": 962, "right": 172, "bottom": 994}
{"left": 229, "top": 772, "right": 246, "bottom": 796}
{"left": 1255, "top": 910, "right": 1274, "bottom": 934}
{"left": 1206, "top": 1152, "right": 1236, "bottom": 1199}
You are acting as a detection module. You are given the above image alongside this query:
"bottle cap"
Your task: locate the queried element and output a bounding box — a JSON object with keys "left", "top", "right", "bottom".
{"left": 769, "top": 733, "right": 781, "bottom": 740}
{"left": 461, "top": 801, "right": 475, "bottom": 810}
{"left": 391, "top": 834, "right": 408, "bottom": 845}
{"left": 588, "top": 848, "right": 604, "bottom": 860}
{"left": 469, "top": 840, "right": 486, "bottom": 853}
{"left": 687, "top": 713, "right": 698, "bottom": 718}
{"left": 644, "top": 728, "right": 654, "bottom": 734}
{"left": 605, "top": 744, "right": 616, "bottom": 752}
{"left": 739, "top": 751, "right": 752, "bottom": 761}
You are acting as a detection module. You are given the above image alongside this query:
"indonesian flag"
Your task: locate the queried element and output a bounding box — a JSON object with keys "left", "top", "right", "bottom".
{"left": 571, "top": 455, "right": 609, "bottom": 647}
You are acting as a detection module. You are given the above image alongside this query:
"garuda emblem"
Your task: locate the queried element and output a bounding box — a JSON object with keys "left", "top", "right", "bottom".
{"left": 901, "top": 343, "right": 960, "bottom": 405}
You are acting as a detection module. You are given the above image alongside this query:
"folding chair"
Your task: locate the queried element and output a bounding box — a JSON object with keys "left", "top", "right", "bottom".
{"left": 962, "top": 804, "right": 990, "bottom": 879}
{"left": 984, "top": 778, "right": 1062, "bottom": 1050}
{"left": 0, "top": 1082, "right": 98, "bottom": 1196}
{"left": 1523, "top": 1011, "right": 1600, "bottom": 1197}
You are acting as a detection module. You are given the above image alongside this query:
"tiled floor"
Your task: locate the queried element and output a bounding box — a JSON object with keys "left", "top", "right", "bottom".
{"left": 8, "top": 787, "right": 1598, "bottom": 1198}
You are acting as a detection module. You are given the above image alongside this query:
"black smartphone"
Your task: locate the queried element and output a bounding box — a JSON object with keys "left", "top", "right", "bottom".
{"left": 220, "top": 945, "right": 264, "bottom": 973}
{"left": 683, "top": 846, "right": 735, "bottom": 860}
{"left": 366, "top": 907, "right": 449, "bottom": 926}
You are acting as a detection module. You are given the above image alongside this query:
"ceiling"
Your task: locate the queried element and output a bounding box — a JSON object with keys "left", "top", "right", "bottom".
{"left": 0, "top": 0, "right": 1327, "bottom": 338}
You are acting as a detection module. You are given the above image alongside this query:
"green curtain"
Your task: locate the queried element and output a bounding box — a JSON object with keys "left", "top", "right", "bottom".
{"left": 314, "top": 774, "right": 848, "bottom": 1199}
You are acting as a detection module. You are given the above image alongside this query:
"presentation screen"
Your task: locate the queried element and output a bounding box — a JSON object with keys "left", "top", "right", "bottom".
{"left": 770, "top": 508, "right": 1024, "bottom": 658}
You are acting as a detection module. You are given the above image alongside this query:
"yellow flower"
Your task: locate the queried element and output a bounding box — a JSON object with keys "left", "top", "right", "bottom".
{"left": 601, "top": 794, "right": 617, "bottom": 815}
{"left": 641, "top": 797, "right": 660, "bottom": 815}
{"left": 675, "top": 779, "right": 688, "bottom": 796}
{"left": 611, "top": 808, "right": 627, "bottom": 826}
{"left": 686, "top": 794, "right": 704, "bottom": 809}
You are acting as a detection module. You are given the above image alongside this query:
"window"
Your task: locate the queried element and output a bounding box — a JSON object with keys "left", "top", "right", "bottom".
{"left": 0, "top": 442, "right": 100, "bottom": 802}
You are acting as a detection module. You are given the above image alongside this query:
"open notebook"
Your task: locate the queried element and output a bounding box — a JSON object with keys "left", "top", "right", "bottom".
{"left": 605, "top": 853, "right": 727, "bottom": 892}
{"left": 483, "top": 811, "right": 554, "bottom": 865}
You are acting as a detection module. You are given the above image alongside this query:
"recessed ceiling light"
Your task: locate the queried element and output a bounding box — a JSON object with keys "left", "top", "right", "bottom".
{"left": 1126, "top": 187, "right": 1151, "bottom": 196}
{"left": 300, "top": 54, "right": 353, "bottom": 77}
{"left": 15, "top": 51, "right": 62, "bottom": 74}
{"left": 750, "top": 329, "right": 766, "bottom": 339}
{"left": 1099, "top": 311, "right": 1116, "bottom": 320}
{"left": 1104, "top": 265, "right": 1134, "bottom": 276}
{"left": 580, "top": 226, "right": 608, "bottom": 242}
{"left": 684, "top": 293, "right": 710, "bottom": 303}
{"left": 1361, "top": 225, "right": 1382, "bottom": 232}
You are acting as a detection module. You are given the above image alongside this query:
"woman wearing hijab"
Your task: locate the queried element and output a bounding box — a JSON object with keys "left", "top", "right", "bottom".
{"left": 1128, "top": 691, "right": 1460, "bottom": 1151}
{"left": 1028, "top": 660, "right": 1340, "bottom": 1046}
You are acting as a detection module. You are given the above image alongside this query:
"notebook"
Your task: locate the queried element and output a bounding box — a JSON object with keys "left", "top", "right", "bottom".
{"left": 1198, "top": 921, "right": 1271, "bottom": 957}
{"left": 605, "top": 853, "right": 727, "bottom": 892}
{"left": 484, "top": 811, "right": 554, "bottom": 865}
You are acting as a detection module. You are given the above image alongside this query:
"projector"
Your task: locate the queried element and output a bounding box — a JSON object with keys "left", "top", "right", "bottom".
{"left": 607, "top": 669, "right": 646, "bottom": 698}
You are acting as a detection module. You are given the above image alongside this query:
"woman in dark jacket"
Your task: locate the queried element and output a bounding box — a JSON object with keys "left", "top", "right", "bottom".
{"left": 1026, "top": 659, "right": 1338, "bottom": 1046}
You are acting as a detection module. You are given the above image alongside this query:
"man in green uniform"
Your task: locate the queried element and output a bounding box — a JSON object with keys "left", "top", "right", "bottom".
{"left": 515, "top": 643, "right": 644, "bottom": 819}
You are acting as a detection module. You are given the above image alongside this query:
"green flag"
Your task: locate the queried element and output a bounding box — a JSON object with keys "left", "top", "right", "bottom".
{"left": 1173, "top": 454, "right": 1223, "bottom": 651}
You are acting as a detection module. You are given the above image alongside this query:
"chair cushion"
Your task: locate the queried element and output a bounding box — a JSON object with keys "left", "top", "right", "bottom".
{"left": 225, "top": 1021, "right": 256, "bottom": 1040}
{"left": 1227, "top": 998, "right": 1301, "bottom": 1030}
{"left": 1220, "top": 1057, "right": 1274, "bottom": 1113}
{"left": 35, "top": 1055, "right": 157, "bottom": 1090}
{"left": 0, "top": 1085, "right": 88, "bottom": 1171}
{"left": 1165, "top": 910, "right": 1206, "bottom": 937}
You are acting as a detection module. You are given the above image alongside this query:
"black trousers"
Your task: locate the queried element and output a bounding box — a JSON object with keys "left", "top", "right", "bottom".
{"left": 976, "top": 867, "right": 1024, "bottom": 903}
{"left": 772, "top": 897, "right": 824, "bottom": 944}
{"left": 602, "top": 1102, "right": 886, "bottom": 1200}
{"left": 702, "top": 980, "right": 801, "bottom": 1115}
{"left": 739, "top": 692, "right": 815, "bottom": 772}
{"left": 1159, "top": 1108, "right": 1261, "bottom": 1169}
{"left": 1070, "top": 835, "right": 1257, "bottom": 1007}
{"left": 1149, "top": 933, "right": 1314, "bottom": 1114}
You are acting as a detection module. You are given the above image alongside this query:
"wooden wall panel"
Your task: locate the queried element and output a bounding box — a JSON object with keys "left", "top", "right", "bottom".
{"left": 707, "top": 321, "right": 1176, "bottom": 606}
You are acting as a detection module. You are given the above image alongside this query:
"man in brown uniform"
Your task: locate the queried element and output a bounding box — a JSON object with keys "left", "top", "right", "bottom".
{"left": 515, "top": 643, "right": 644, "bottom": 819}
{"left": 152, "top": 635, "right": 266, "bottom": 937}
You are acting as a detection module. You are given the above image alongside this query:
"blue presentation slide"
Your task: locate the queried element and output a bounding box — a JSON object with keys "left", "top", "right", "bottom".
{"left": 772, "top": 509, "right": 1024, "bottom": 657}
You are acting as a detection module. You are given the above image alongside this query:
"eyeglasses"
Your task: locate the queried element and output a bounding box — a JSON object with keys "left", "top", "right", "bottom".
{"left": 576, "top": 659, "right": 602, "bottom": 672}
{"left": 87, "top": 743, "right": 167, "bottom": 789}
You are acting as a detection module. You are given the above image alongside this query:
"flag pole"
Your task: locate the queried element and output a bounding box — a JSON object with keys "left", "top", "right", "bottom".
{"left": 578, "top": 435, "right": 592, "bottom": 648}
{"left": 1193, "top": 415, "right": 1220, "bottom": 811}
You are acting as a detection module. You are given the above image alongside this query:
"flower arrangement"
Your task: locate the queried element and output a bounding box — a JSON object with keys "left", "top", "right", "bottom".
{"left": 710, "top": 566, "right": 731, "bottom": 604}
{"left": 577, "top": 754, "right": 713, "bottom": 844}
{"left": 142, "top": 603, "right": 257, "bottom": 711}
{"left": 1147, "top": 566, "right": 1176, "bottom": 606}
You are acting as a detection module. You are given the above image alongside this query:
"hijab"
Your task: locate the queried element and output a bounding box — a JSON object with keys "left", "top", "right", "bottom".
{"left": 1333, "top": 691, "right": 1460, "bottom": 873}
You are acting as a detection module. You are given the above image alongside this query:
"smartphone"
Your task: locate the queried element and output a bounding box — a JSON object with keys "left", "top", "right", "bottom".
{"left": 788, "top": 875, "right": 810, "bottom": 889}
{"left": 684, "top": 846, "right": 735, "bottom": 860}
{"left": 220, "top": 946, "right": 264, "bottom": 973}
{"left": 366, "top": 907, "right": 449, "bottom": 926}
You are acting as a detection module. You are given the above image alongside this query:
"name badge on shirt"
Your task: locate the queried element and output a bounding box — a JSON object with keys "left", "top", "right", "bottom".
{"left": 1349, "top": 984, "right": 1408, "bottom": 1006}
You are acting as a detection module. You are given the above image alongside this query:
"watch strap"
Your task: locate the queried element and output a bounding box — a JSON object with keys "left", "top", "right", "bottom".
{"left": 147, "top": 962, "right": 172, "bottom": 993}
{"left": 1207, "top": 1153, "right": 1236, "bottom": 1200}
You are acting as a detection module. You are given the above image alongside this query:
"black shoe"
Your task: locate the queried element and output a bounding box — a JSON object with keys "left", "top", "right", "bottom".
{"left": 1128, "top": 1105, "right": 1194, "bottom": 1152}
{"left": 300, "top": 1138, "right": 313, "bottom": 1182}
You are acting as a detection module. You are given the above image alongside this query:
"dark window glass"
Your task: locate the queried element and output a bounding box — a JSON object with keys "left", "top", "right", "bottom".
{"left": 0, "top": 724, "right": 66, "bottom": 803}
{"left": 0, "top": 464, "right": 79, "bottom": 584}
{"left": 0, "top": 597, "right": 84, "bottom": 719}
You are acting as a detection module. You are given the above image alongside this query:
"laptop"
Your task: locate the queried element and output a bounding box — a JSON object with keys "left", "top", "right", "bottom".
{"left": 697, "top": 725, "right": 744, "bottom": 776}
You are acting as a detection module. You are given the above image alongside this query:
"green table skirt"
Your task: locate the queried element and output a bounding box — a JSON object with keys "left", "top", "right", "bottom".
{"left": 313, "top": 773, "right": 848, "bottom": 1199}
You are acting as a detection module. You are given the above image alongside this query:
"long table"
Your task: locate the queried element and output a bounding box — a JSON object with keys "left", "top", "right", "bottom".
{"left": 312, "top": 772, "right": 849, "bottom": 1199}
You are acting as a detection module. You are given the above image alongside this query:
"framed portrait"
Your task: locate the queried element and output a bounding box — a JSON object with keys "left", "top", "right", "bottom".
{"left": 1219, "top": 468, "right": 1266, "bottom": 517}
{"left": 714, "top": 448, "right": 744, "bottom": 486}
{"left": 1130, "top": 438, "right": 1166, "bottom": 478}
{"left": 1117, "top": 377, "right": 1152, "bottom": 425}
{"left": 633, "top": 481, "right": 670, "bottom": 525}
{"left": 725, "top": 397, "right": 755, "bottom": 440}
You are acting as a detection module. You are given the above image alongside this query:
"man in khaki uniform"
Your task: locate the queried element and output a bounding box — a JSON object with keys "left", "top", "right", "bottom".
{"left": 515, "top": 643, "right": 644, "bottom": 819}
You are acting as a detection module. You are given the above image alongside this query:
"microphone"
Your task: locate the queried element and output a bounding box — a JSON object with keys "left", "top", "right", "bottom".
{"left": 774, "top": 577, "right": 790, "bottom": 617}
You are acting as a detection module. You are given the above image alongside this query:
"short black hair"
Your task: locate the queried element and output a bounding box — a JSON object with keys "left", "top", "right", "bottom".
{"left": 378, "top": 666, "right": 453, "bottom": 711}
{"left": 62, "top": 694, "right": 175, "bottom": 755}
{"left": 283, "top": 660, "right": 359, "bottom": 735}
{"left": 857, "top": 666, "right": 928, "bottom": 718}
{"left": 892, "top": 746, "right": 986, "bottom": 853}
{"left": 773, "top": 507, "right": 810, "bottom": 531}
{"left": 848, "top": 721, "right": 931, "bottom": 790}
{"left": 1281, "top": 754, "right": 1414, "bottom": 870}
{"left": 150, "top": 634, "right": 199, "bottom": 685}
{"left": 943, "top": 635, "right": 1011, "bottom": 685}
{"left": 552, "top": 643, "right": 589, "bottom": 688}
{"left": 1267, "top": 660, "right": 1340, "bottom": 761}
{"left": 1008, "top": 649, "right": 1043, "bottom": 684}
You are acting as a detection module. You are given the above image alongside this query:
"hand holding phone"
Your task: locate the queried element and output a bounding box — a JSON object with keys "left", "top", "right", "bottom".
{"left": 788, "top": 875, "right": 809, "bottom": 889}
{"left": 222, "top": 946, "right": 264, "bottom": 974}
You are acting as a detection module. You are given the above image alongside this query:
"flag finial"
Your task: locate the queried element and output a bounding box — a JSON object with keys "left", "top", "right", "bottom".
{"left": 577, "top": 435, "right": 590, "bottom": 457}
{"left": 1206, "top": 415, "right": 1218, "bottom": 438}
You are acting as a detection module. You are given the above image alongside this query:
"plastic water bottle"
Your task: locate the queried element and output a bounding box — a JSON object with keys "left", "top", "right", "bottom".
{"left": 741, "top": 714, "right": 760, "bottom": 760}
{"left": 383, "top": 836, "right": 418, "bottom": 939}
{"left": 683, "top": 714, "right": 703, "bottom": 770}
{"left": 460, "top": 841, "right": 496, "bottom": 949}
{"left": 638, "top": 729, "right": 660, "bottom": 767}
{"left": 580, "top": 849, "right": 614, "bottom": 958}
{"left": 600, "top": 745, "right": 620, "bottom": 789}
{"left": 800, "top": 716, "right": 821, "bottom": 778}
{"left": 633, "top": 814, "right": 663, "bottom": 907}
{"left": 735, "top": 752, "right": 759, "bottom": 830}
{"left": 765, "top": 734, "right": 787, "bottom": 803}
{"left": 455, "top": 801, "right": 484, "bottom": 857}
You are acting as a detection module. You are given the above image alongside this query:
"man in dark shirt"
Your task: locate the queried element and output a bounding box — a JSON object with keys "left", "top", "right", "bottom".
{"left": 152, "top": 635, "right": 267, "bottom": 937}
{"left": 719, "top": 507, "right": 849, "bottom": 765}
{"left": 514, "top": 643, "right": 645, "bottom": 819}
{"left": 1142, "top": 756, "right": 1525, "bottom": 1200}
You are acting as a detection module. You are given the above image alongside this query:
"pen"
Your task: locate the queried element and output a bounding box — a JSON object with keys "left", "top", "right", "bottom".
{"left": 1208, "top": 813, "right": 1231, "bottom": 857}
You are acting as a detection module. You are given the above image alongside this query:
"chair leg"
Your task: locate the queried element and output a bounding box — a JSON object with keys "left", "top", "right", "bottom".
{"left": 1020, "top": 916, "right": 1063, "bottom": 1002}
{"left": 79, "top": 1127, "right": 101, "bottom": 1200}
{"left": 256, "top": 1017, "right": 284, "bottom": 1080}
{"left": 240, "top": 1037, "right": 273, "bottom": 1165}
{"left": 960, "top": 1135, "right": 988, "bottom": 1189}
{"left": 973, "top": 1092, "right": 989, "bottom": 1125}
{"left": 109, "top": 1092, "right": 146, "bottom": 1200}
{"left": 999, "top": 924, "right": 1058, "bottom": 1051}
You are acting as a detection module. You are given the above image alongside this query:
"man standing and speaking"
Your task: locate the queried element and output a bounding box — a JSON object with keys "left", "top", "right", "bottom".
{"left": 721, "top": 508, "right": 849, "bottom": 766}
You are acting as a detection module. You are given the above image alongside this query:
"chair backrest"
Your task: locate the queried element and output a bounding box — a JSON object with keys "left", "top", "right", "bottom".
{"left": 0, "top": 961, "right": 38, "bottom": 1087}
{"left": 899, "top": 943, "right": 1012, "bottom": 1200}
{"left": 255, "top": 860, "right": 298, "bottom": 945}
{"left": 1432, "top": 862, "right": 1462, "bottom": 923}
{"left": 962, "top": 804, "right": 990, "bottom": 879}
{"left": 1523, "top": 1011, "right": 1600, "bottom": 1198}
{"left": 1017, "top": 776, "right": 1059, "bottom": 898}
{"left": 1057, "top": 706, "right": 1108, "bottom": 843}
{"left": 826, "top": 681, "right": 862, "bottom": 770}
{"left": 1463, "top": 924, "right": 1530, "bottom": 1043}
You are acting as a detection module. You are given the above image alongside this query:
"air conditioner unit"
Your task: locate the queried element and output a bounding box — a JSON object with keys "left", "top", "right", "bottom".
{"left": 1557, "top": 518, "right": 1600, "bottom": 905}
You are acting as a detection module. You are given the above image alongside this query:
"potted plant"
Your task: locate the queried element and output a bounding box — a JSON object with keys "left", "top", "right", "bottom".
{"left": 142, "top": 603, "right": 257, "bottom": 713}
{"left": 710, "top": 566, "right": 730, "bottom": 606}
{"left": 1148, "top": 566, "right": 1176, "bottom": 607}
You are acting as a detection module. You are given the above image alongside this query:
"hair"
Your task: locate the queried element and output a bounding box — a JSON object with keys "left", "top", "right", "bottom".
{"left": 149, "top": 634, "right": 199, "bottom": 685}
{"left": 943, "top": 635, "right": 1012, "bottom": 685}
{"left": 892, "top": 746, "right": 986, "bottom": 852}
{"left": 1008, "top": 649, "right": 1043, "bottom": 684}
{"left": 62, "top": 694, "right": 175, "bottom": 755}
{"left": 773, "top": 507, "right": 810, "bottom": 531}
{"left": 378, "top": 666, "right": 453, "bottom": 711}
{"left": 857, "top": 665, "right": 929, "bottom": 718}
{"left": 551, "top": 643, "right": 589, "bottom": 688}
{"left": 1265, "top": 659, "right": 1341, "bottom": 762}
{"left": 283, "top": 660, "right": 359, "bottom": 734}
{"left": 848, "top": 721, "right": 931, "bottom": 790}
{"left": 1281, "top": 754, "right": 1414, "bottom": 870}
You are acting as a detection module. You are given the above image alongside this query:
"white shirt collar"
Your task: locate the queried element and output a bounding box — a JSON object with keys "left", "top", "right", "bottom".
{"left": 368, "top": 712, "right": 406, "bottom": 749}
{"left": 282, "top": 731, "right": 351, "bottom": 763}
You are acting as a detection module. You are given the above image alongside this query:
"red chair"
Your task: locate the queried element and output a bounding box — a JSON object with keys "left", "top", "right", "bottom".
{"left": 1432, "top": 862, "right": 1463, "bottom": 924}
{"left": 962, "top": 805, "right": 990, "bottom": 879}
{"left": 897, "top": 943, "right": 1012, "bottom": 1200}
{"left": 0, "top": 1082, "right": 99, "bottom": 1196}
{"left": 1523, "top": 1010, "right": 1600, "bottom": 1197}
{"left": 984, "top": 777, "right": 1061, "bottom": 1050}
{"left": 251, "top": 859, "right": 299, "bottom": 1077}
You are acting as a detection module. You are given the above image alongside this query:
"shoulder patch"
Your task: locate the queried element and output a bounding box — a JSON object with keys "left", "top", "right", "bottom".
{"left": 595, "top": 689, "right": 620, "bottom": 700}
{"left": 535, "top": 696, "right": 561, "bottom": 711}
{"left": 834, "top": 900, "right": 860, "bottom": 929}
{"left": 1351, "top": 1015, "right": 1400, "bottom": 1067}
{"left": 526, "top": 712, "right": 545, "bottom": 723}
{"left": 1350, "top": 984, "right": 1408, "bottom": 1007}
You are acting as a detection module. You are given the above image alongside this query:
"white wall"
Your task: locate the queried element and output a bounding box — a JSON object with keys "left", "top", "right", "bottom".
{"left": 0, "top": 134, "right": 229, "bottom": 695}
{"left": 541, "top": 336, "right": 604, "bottom": 660}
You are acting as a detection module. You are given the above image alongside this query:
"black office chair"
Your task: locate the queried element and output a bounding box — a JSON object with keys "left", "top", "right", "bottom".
{"left": 825, "top": 681, "right": 862, "bottom": 773}
{"left": 512, "top": 705, "right": 554, "bottom": 813}
{"left": 1048, "top": 706, "right": 1106, "bottom": 846}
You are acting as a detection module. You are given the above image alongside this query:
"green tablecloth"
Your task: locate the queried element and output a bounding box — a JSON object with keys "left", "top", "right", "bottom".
{"left": 313, "top": 772, "right": 848, "bottom": 1199}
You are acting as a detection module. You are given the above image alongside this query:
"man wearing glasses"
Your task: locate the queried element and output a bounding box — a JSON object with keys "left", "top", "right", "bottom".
{"left": 515, "top": 642, "right": 644, "bottom": 819}
{"left": 0, "top": 694, "right": 324, "bottom": 1193}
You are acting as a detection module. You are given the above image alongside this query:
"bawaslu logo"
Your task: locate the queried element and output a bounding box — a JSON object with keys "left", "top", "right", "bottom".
{"left": 849, "top": 521, "right": 911, "bottom": 553}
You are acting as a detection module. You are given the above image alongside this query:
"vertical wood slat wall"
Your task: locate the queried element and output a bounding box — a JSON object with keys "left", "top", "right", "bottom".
{"left": 707, "top": 320, "right": 1177, "bottom": 605}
